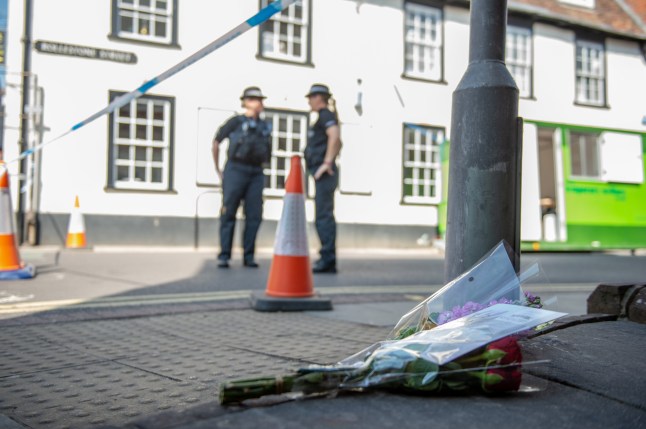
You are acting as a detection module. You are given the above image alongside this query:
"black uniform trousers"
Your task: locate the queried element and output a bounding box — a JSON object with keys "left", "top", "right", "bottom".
{"left": 218, "top": 161, "right": 264, "bottom": 263}
{"left": 311, "top": 164, "right": 338, "bottom": 264}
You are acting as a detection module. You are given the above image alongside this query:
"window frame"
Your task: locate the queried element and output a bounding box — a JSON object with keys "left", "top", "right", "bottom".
{"left": 257, "top": 0, "right": 312, "bottom": 66}
{"left": 262, "top": 108, "right": 309, "bottom": 197}
{"left": 568, "top": 130, "right": 602, "bottom": 181}
{"left": 574, "top": 38, "right": 607, "bottom": 107}
{"left": 401, "top": 123, "right": 444, "bottom": 205}
{"left": 107, "top": 91, "right": 175, "bottom": 192}
{"left": 506, "top": 23, "right": 533, "bottom": 98}
{"left": 403, "top": 2, "right": 444, "bottom": 83}
{"left": 110, "top": 0, "right": 179, "bottom": 47}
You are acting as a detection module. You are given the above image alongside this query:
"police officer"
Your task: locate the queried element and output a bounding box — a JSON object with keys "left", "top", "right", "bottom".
{"left": 304, "top": 84, "right": 342, "bottom": 273}
{"left": 212, "top": 86, "right": 271, "bottom": 268}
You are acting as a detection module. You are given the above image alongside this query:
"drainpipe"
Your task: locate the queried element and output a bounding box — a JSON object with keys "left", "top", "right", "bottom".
{"left": 17, "top": 0, "right": 33, "bottom": 244}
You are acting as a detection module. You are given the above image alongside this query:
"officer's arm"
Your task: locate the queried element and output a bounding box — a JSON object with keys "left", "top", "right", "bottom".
{"left": 212, "top": 116, "right": 239, "bottom": 183}
{"left": 314, "top": 124, "right": 341, "bottom": 180}
{"left": 212, "top": 139, "right": 223, "bottom": 182}
{"left": 324, "top": 125, "right": 341, "bottom": 164}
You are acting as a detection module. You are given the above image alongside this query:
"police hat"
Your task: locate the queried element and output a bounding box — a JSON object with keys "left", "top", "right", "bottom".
{"left": 305, "top": 83, "right": 332, "bottom": 97}
{"left": 240, "top": 86, "right": 267, "bottom": 100}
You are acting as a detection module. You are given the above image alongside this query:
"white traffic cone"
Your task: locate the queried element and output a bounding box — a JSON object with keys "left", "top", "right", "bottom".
{"left": 66, "top": 195, "right": 87, "bottom": 249}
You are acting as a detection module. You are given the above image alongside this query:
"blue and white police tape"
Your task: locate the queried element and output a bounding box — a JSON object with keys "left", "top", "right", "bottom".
{"left": 9, "top": 0, "right": 296, "bottom": 165}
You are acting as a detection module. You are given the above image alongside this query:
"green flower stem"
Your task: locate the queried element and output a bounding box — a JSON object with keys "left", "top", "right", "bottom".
{"left": 219, "top": 375, "right": 296, "bottom": 405}
{"left": 220, "top": 344, "right": 520, "bottom": 404}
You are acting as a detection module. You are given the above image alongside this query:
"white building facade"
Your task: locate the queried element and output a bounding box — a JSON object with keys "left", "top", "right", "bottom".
{"left": 2, "top": 0, "right": 645, "bottom": 249}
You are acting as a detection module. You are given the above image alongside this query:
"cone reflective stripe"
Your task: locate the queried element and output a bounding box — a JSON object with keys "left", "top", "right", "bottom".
{"left": 66, "top": 196, "right": 87, "bottom": 249}
{"left": 0, "top": 163, "right": 35, "bottom": 280}
{"left": 265, "top": 156, "right": 314, "bottom": 298}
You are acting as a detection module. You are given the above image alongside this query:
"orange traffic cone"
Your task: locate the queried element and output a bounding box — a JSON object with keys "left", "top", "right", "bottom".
{"left": 66, "top": 196, "right": 88, "bottom": 249}
{"left": 0, "top": 163, "right": 36, "bottom": 280}
{"left": 251, "top": 155, "right": 331, "bottom": 311}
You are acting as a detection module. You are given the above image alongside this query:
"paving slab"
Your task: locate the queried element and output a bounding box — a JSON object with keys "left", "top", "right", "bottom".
{"left": 0, "top": 326, "right": 102, "bottom": 377}
{"left": 114, "top": 319, "right": 646, "bottom": 429}
{"left": 523, "top": 320, "right": 646, "bottom": 410}
{"left": 1, "top": 360, "right": 211, "bottom": 428}
{"left": 0, "top": 309, "right": 386, "bottom": 428}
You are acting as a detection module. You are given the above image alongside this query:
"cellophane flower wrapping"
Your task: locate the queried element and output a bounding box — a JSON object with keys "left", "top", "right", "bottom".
{"left": 389, "top": 240, "right": 544, "bottom": 340}
{"left": 311, "top": 303, "right": 565, "bottom": 393}
{"left": 219, "top": 241, "right": 566, "bottom": 404}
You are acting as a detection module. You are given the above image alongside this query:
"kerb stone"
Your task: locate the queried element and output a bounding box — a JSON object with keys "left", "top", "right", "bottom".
{"left": 586, "top": 283, "right": 636, "bottom": 315}
{"left": 627, "top": 287, "right": 646, "bottom": 324}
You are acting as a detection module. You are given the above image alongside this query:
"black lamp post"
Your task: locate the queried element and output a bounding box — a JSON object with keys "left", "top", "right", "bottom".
{"left": 444, "top": 0, "right": 522, "bottom": 284}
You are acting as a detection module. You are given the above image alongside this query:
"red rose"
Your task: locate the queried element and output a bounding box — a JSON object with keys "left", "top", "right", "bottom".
{"left": 486, "top": 336, "right": 522, "bottom": 365}
{"left": 484, "top": 368, "right": 522, "bottom": 392}
{"left": 482, "top": 336, "right": 523, "bottom": 392}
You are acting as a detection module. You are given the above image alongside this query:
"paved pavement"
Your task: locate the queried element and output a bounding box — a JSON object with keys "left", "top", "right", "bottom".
{"left": 0, "top": 248, "right": 645, "bottom": 428}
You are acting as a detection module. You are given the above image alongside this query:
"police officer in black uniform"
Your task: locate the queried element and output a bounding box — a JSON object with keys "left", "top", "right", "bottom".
{"left": 304, "top": 84, "right": 342, "bottom": 273}
{"left": 212, "top": 87, "right": 271, "bottom": 268}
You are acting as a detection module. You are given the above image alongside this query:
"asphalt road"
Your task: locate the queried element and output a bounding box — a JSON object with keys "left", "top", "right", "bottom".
{"left": 0, "top": 247, "right": 644, "bottom": 320}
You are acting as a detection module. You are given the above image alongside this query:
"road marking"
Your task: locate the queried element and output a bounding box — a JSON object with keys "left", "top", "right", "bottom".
{"left": 0, "top": 292, "right": 36, "bottom": 304}
{"left": 0, "top": 283, "right": 595, "bottom": 315}
{"left": 0, "top": 291, "right": 249, "bottom": 314}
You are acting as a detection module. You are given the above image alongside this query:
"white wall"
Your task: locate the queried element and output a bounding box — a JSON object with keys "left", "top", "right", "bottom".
{"left": 3, "top": 0, "right": 645, "bottom": 234}
{"left": 605, "top": 38, "right": 646, "bottom": 130}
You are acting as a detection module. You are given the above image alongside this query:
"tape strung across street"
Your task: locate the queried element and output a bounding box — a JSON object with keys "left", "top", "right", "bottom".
{"left": 8, "top": 0, "right": 296, "bottom": 165}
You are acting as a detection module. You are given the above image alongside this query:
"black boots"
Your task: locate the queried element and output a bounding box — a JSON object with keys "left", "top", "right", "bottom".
{"left": 312, "top": 259, "right": 337, "bottom": 274}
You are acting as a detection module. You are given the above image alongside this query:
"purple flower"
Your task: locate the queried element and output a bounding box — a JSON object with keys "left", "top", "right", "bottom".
{"left": 488, "top": 297, "right": 513, "bottom": 307}
{"left": 437, "top": 301, "right": 486, "bottom": 325}
{"left": 524, "top": 291, "right": 543, "bottom": 308}
{"left": 435, "top": 292, "right": 542, "bottom": 325}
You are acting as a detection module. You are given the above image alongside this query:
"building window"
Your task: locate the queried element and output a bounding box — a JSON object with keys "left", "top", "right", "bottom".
{"left": 263, "top": 109, "right": 308, "bottom": 195}
{"left": 402, "top": 123, "right": 443, "bottom": 204}
{"left": 108, "top": 92, "right": 174, "bottom": 191}
{"left": 569, "top": 131, "right": 601, "bottom": 179}
{"left": 112, "top": 0, "right": 176, "bottom": 45}
{"left": 404, "top": 2, "right": 443, "bottom": 81}
{"left": 259, "top": 0, "right": 310, "bottom": 64}
{"left": 506, "top": 25, "right": 532, "bottom": 98}
{"left": 575, "top": 40, "right": 606, "bottom": 106}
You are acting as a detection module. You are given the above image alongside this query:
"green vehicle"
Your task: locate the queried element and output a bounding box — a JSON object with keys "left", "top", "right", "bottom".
{"left": 439, "top": 121, "right": 646, "bottom": 251}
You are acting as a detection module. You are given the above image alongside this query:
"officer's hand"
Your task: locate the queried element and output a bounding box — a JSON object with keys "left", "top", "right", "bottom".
{"left": 216, "top": 168, "right": 223, "bottom": 183}
{"left": 314, "top": 163, "right": 334, "bottom": 180}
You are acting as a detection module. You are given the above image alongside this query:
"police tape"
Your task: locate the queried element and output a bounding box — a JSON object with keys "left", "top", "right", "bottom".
{"left": 8, "top": 0, "right": 296, "bottom": 165}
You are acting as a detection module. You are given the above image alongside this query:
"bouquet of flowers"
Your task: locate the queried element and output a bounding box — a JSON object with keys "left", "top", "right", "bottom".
{"left": 220, "top": 241, "right": 565, "bottom": 405}
{"left": 221, "top": 333, "right": 523, "bottom": 404}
